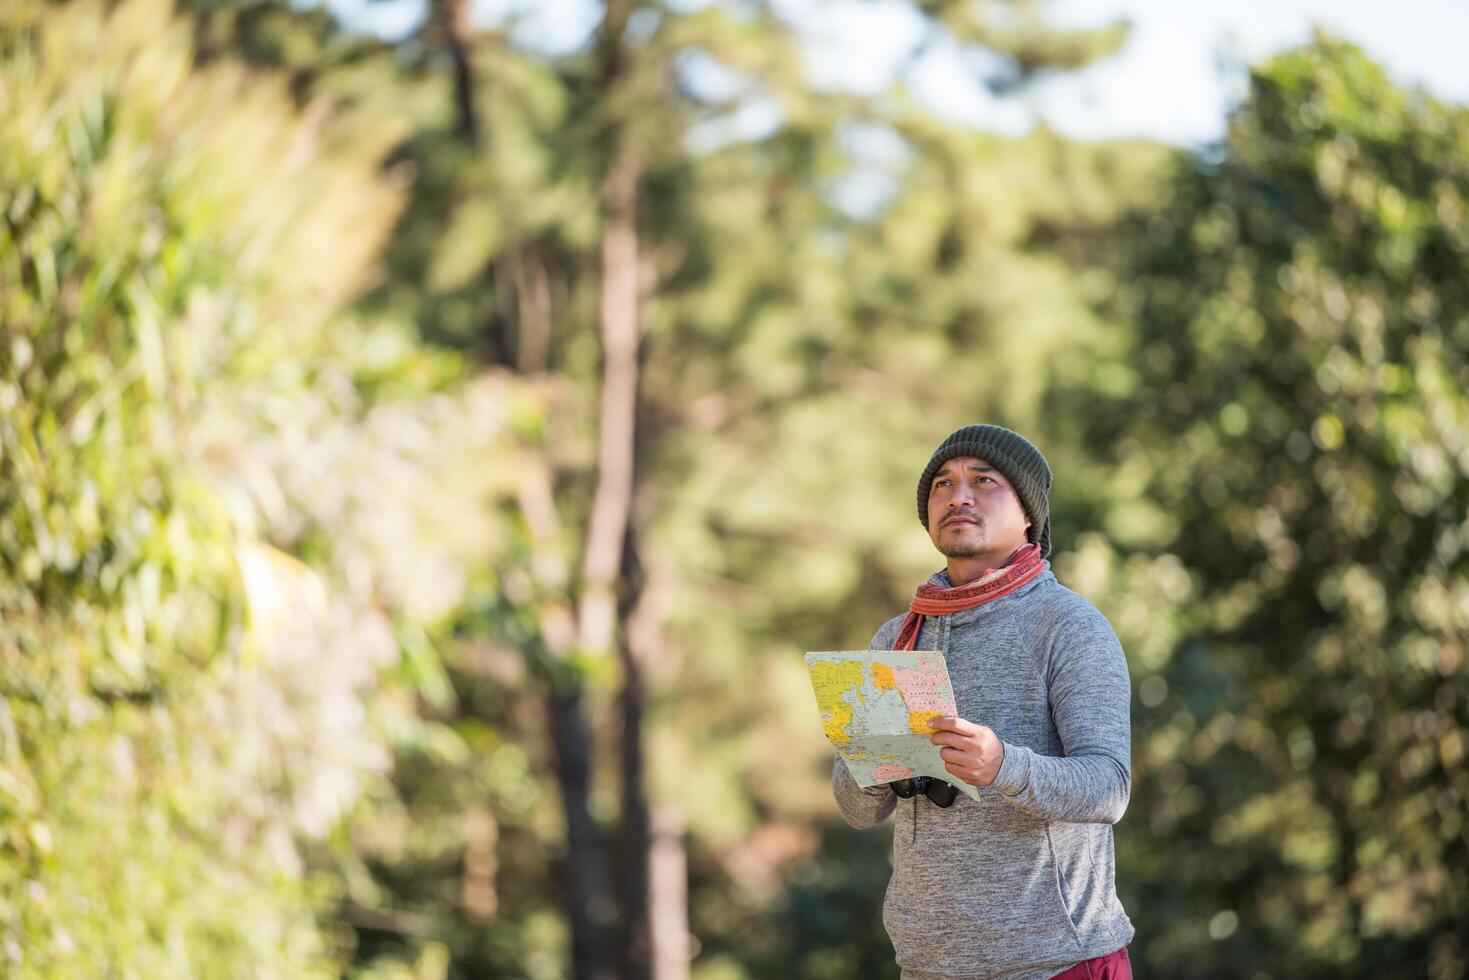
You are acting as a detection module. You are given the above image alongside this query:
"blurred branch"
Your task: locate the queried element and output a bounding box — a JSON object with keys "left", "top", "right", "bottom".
{"left": 337, "top": 902, "right": 437, "bottom": 938}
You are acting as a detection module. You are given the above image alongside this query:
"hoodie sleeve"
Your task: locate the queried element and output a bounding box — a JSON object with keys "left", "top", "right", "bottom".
{"left": 828, "top": 615, "right": 906, "bottom": 828}
{"left": 831, "top": 756, "right": 897, "bottom": 828}
{"left": 989, "top": 598, "right": 1133, "bottom": 825}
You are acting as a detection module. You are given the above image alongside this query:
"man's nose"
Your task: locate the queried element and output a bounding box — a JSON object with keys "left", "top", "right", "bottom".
{"left": 950, "top": 481, "right": 977, "bottom": 506}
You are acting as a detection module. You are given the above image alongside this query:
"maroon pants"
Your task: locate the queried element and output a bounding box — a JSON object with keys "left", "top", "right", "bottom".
{"left": 1048, "top": 946, "right": 1131, "bottom": 980}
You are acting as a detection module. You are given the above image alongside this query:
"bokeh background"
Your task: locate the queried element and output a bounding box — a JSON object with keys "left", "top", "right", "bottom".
{"left": 2, "top": 0, "right": 1466, "bottom": 977}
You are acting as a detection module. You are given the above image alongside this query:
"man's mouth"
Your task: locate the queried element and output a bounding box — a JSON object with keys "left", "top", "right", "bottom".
{"left": 945, "top": 516, "right": 977, "bottom": 527}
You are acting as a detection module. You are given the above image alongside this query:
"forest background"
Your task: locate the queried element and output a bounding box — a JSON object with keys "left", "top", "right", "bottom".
{"left": 1, "top": 0, "right": 1465, "bottom": 978}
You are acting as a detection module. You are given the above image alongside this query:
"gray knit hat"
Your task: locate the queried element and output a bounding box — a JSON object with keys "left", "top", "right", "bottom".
{"left": 916, "top": 424, "right": 1053, "bottom": 559}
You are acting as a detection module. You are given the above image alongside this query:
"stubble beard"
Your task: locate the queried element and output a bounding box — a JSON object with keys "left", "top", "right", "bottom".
{"left": 935, "top": 523, "right": 987, "bottom": 558}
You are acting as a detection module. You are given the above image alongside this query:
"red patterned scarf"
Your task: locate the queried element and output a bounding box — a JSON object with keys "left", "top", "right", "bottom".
{"left": 894, "top": 542, "right": 1047, "bottom": 650}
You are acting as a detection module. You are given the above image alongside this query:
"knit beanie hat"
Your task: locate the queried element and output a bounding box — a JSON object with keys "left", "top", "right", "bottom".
{"left": 916, "top": 424, "right": 1053, "bottom": 559}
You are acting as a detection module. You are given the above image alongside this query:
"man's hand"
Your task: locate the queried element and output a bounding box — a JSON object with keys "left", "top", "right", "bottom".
{"left": 928, "top": 716, "right": 1004, "bottom": 788}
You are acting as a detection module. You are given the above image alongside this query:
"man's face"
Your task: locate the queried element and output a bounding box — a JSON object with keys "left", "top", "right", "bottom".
{"left": 926, "top": 456, "right": 1032, "bottom": 561}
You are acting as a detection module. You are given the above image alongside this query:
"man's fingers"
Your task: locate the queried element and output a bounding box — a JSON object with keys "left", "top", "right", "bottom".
{"left": 932, "top": 734, "right": 979, "bottom": 752}
{"left": 938, "top": 746, "right": 980, "bottom": 766}
{"left": 929, "top": 727, "right": 993, "bottom": 748}
{"left": 928, "top": 716, "right": 980, "bottom": 735}
{"left": 943, "top": 761, "right": 980, "bottom": 784}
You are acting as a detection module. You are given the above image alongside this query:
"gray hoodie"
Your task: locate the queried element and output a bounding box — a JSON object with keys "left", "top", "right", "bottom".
{"left": 831, "top": 567, "right": 1135, "bottom": 980}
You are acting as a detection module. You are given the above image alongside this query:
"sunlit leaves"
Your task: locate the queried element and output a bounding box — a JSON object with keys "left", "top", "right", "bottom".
{"left": 0, "top": 2, "right": 529, "bottom": 974}
{"left": 1059, "top": 36, "right": 1469, "bottom": 978}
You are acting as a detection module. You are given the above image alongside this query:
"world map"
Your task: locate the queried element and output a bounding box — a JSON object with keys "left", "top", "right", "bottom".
{"left": 805, "top": 649, "right": 980, "bottom": 802}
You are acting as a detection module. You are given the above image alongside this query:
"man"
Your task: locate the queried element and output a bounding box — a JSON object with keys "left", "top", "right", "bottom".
{"left": 832, "top": 424, "right": 1135, "bottom": 980}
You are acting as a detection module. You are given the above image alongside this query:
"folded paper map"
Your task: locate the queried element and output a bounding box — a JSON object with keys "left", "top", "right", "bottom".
{"left": 805, "top": 649, "right": 980, "bottom": 802}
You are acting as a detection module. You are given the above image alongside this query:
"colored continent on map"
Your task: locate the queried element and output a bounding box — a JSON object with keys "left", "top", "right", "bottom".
{"left": 810, "top": 660, "right": 866, "bottom": 745}
{"left": 895, "top": 655, "right": 949, "bottom": 734}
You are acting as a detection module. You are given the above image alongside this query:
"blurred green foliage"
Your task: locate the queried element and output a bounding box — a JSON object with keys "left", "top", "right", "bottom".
{"left": 1049, "top": 37, "right": 1469, "bottom": 979}
{"left": 1, "top": 1, "right": 1465, "bottom": 978}
{"left": 1, "top": 1, "right": 531, "bottom": 975}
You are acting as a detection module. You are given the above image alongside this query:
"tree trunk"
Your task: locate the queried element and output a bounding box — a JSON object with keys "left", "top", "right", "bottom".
{"left": 649, "top": 808, "right": 690, "bottom": 980}
{"left": 585, "top": 138, "right": 645, "bottom": 980}
{"left": 618, "top": 539, "right": 690, "bottom": 980}
{"left": 618, "top": 523, "right": 652, "bottom": 980}
{"left": 550, "top": 684, "right": 618, "bottom": 980}
{"left": 516, "top": 462, "right": 618, "bottom": 980}
{"left": 435, "top": 0, "right": 479, "bottom": 146}
{"left": 578, "top": 146, "right": 641, "bottom": 659}
{"left": 530, "top": 6, "right": 648, "bottom": 976}
{"left": 510, "top": 247, "right": 553, "bottom": 374}
{"left": 549, "top": 69, "right": 644, "bottom": 979}
{"left": 438, "top": 0, "right": 526, "bottom": 369}
{"left": 462, "top": 805, "right": 498, "bottom": 924}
